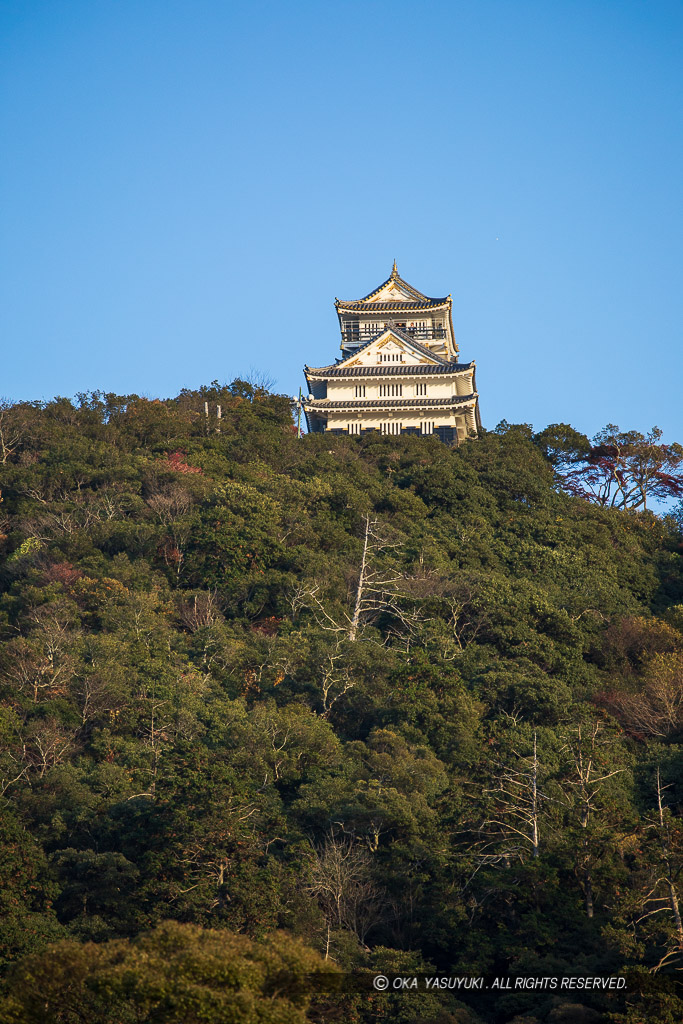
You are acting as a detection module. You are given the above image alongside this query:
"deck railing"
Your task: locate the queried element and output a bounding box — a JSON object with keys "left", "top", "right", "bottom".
{"left": 341, "top": 325, "right": 447, "bottom": 345}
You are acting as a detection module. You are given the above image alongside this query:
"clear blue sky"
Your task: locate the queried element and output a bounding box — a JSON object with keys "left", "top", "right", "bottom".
{"left": 1, "top": 0, "right": 681, "bottom": 439}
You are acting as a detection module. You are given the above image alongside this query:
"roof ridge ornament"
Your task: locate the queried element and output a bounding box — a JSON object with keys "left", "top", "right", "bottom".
{"left": 392, "top": 259, "right": 398, "bottom": 276}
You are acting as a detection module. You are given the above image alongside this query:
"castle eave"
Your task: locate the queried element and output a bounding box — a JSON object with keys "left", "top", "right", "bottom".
{"left": 336, "top": 299, "right": 449, "bottom": 312}
{"left": 305, "top": 361, "right": 474, "bottom": 378}
{"left": 303, "top": 394, "right": 478, "bottom": 411}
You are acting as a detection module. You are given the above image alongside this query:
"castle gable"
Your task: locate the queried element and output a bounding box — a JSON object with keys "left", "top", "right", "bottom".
{"left": 366, "top": 278, "right": 421, "bottom": 303}
{"left": 341, "top": 328, "right": 443, "bottom": 368}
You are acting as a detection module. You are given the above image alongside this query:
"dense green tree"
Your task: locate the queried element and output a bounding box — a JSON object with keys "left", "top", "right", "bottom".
{"left": 1, "top": 385, "right": 683, "bottom": 1022}
{"left": 0, "top": 921, "right": 331, "bottom": 1023}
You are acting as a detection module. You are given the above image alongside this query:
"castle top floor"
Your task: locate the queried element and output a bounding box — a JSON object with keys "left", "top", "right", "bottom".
{"left": 335, "top": 262, "right": 457, "bottom": 361}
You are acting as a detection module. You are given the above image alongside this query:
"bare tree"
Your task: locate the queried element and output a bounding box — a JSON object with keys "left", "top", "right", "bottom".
{"left": 441, "top": 583, "right": 486, "bottom": 656}
{"left": 319, "top": 643, "right": 357, "bottom": 718}
{"left": 638, "top": 770, "right": 683, "bottom": 971}
{"left": 417, "top": 576, "right": 488, "bottom": 659}
{"left": 24, "top": 719, "right": 73, "bottom": 777}
{"left": 477, "top": 732, "right": 547, "bottom": 865}
{"left": 618, "top": 770, "right": 683, "bottom": 972}
{"left": 177, "top": 591, "right": 223, "bottom": 633}
{"left": 227, "top": 370, "right": 276, "bottom": 402}
{"left": 244, "top": 368, "right": 276, "bottom": 394}
{"left": 0, "top": 401, "right": 30, "bottom": 464}
{"left": 348, "top": 514, "right": 411, "bottom": 641}
{"left": 22, "top": 509, "right": 79, "bottom": 539}
{"left": 17, "top": 488, "right": 125, "bottom": 544}
{"left": 146, "top": 483, "right": 194, "bottom": 578}
{"left": 602, "top": 653, "right": 683, "bottom": 739}
{"left": 560, "top": 722, "right": 624, "bottom": 918}
{"left": 1, "top": 638, "right": 67, "bottom": 704}
{"left": 288, "top": 581, "right": 347, "bottom": 636}
{"left": 292, "top": 514, "right": 418, "bottom": 644}
{"left": 135, "top": 678, "right": 174, "bottom": 799}
{"left": 307, "top": 833, "right": 386, "bottom": 954}
{"left": 653, "top": 769, "right": 683, "bottom": 947}
{"left": 0, "top": 745, "right": 28, "bottom": 796}
{"left": 1, "top": 604, "right": 77, "bottom": 704}
{"left": 81, "top": 490, "right": 125, "bottom": 527}
{"left": 70, "top": 670, "right": 125, "bottom": 729}
{"left": 146, "top": 483, "right": 193, "bottom": 524}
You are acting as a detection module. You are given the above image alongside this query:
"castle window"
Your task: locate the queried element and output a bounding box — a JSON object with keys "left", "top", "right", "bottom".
{"left": 416, "top": 383, "right": 427, "bottom": 396}
{"left": 421, "top": 421, "right": 434, "bottom": 435}
{"left": 381, "top": 422, "right": 402, "bottom": 435}
{"left": 349, "top": 422, "right": 361, "bottom": 435}
{"left": 379, "top": 384, "right": 403, "bottom": 397}
{"left": 355, "top": 385, "right": 366, "bottom": 397}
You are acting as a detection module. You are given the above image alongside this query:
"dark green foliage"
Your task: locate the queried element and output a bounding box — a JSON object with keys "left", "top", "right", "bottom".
{"left": 0, "top": 920, "right": 330, "bottom": 1023}
{"left": 1, "top": 386, "right": 683, "bottom": 1023}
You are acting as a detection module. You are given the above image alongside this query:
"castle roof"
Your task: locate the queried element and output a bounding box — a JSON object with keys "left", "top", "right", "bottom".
{"left": 303, "top": 394, "right": 478, "bottom": 411}
{"left": 304, "top": 361, "right": 474, "bottom": 378}
{"left": 335, "top": 261, "right": 450, "bottom": 312}
{"left": 337, "top": 299, "right": 449, "bottom": 312}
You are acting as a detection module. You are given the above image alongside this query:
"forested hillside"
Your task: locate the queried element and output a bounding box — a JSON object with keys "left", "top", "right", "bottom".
{"left": 1, "top": 382, "right": 683, "bottom": 1024}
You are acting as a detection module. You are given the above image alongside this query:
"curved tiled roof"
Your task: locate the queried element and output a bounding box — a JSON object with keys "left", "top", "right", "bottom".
{"left": 305, "top": 361, "right": 474, "bottom": 378}
{"left": 303, "top": 394, "right": 477, "bottom": 410}
{"left": 336, "top": 299, "right": 449, "bottom": 311}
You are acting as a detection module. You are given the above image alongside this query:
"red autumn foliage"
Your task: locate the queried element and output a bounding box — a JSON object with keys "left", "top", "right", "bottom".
{"left": 159, "top": 450, "right": 203, "bottom": 475}
{"left": 42, "top": 561, "right": 83, "bottom": 586}
{"left": 561, "top": 427, "right": 683, "bottom": 511}
{"left": 157, "top": 540, "right": 183, "bottom": 566}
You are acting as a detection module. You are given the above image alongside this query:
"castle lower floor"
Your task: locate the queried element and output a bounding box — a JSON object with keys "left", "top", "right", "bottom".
{"left": 304, "top": 401, "right": 478, "bottom": 443}
{"left": 325, "top": 423, "right": 462, "bottom": 443}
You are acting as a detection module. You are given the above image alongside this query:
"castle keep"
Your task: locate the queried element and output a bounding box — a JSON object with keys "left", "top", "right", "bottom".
{"left": 302, "top": 263, "right": 481, "bottom": 442}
